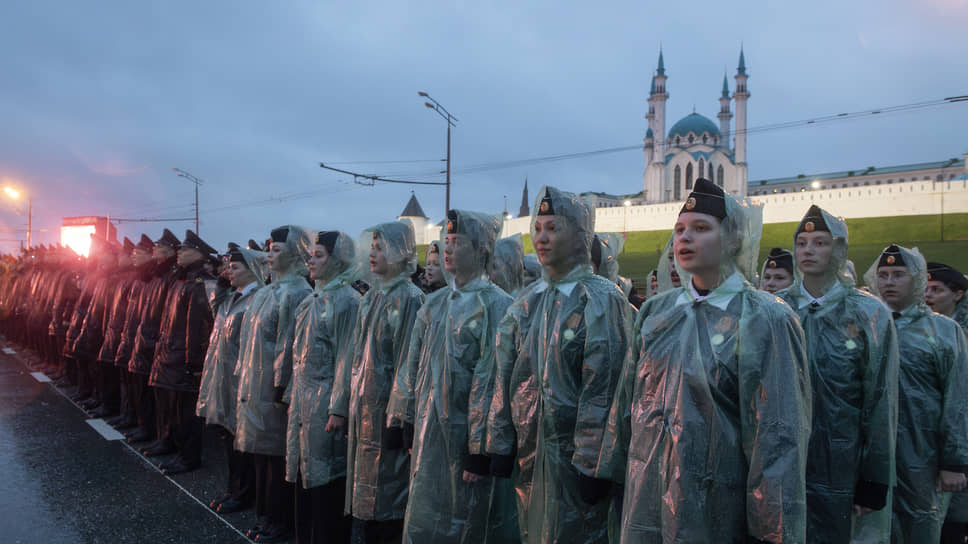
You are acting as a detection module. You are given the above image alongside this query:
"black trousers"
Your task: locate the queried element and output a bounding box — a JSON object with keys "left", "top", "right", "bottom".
{"left": 153, "top": 387, "right": 173, "bottom": 446}
{"left": 130, "top": 372, "right": 156, "bottom": 435}
{"left": 76, "top": 356, "right": 94, "bottom": 396}
{"left": 118, "top": 368, "right": 136, "bottom": 421}
{"left": 360, "top": 518, "right": 403, "bottom": 544}
{"left": 294, "top": 475, "right": 351, "bottom": 544}
{"left": 941, "top": 521, "right": 968, "bottom": 544}
{"left": 95, "top": 360, "right": 120, "bottom": 412}
{"left": 157, "top": 389, "right": 203, "bottom": 466}
{"left": 217, "top": 427, "right": 255, "bottom": 503}
{"left": 253, "top": 454, "right": 294, "bottom": 530}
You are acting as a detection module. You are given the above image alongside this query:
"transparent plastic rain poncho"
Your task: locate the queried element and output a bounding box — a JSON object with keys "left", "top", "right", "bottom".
{"left": 234, "top": 226, "right": 313, "bottom": 456}
{"left": 595, "top": 192, "right": 812, "bottom": 543}
{"left": 285, "top": 232, "right": 361, "bottom": 489}
{"left": 776, "top": 208, "right": 898, "bottom": 543}
{"left": 491, "top": 234, "right": 526, "bottom": 297}
{"left": 594, "top": 232, "right": 632, "bottom": 299}
{"left": 592, "top": 232, "right": 624, "bottom": 284}
{"left": 339, "top": 221, "right": 424, "bottom": 521}
{"left": 196, "top": 248, "right": 268, "bottom": 432}
{"left": 947, "top": 271, "right": 968, "bottom": 524}
{"left": 385, "top": 210, "right": 519, "bottom": 543}
{"left": 863, "top": 245, "right": 968, "bottom": 542}
{"left": 486, "top": 186, "right": 633, "bottom": 544}
{"left": 654, "top": 234, "right": 679, "bottom": 294}
{"left": 522, "top": 254, "right": 541, "bottom": 286}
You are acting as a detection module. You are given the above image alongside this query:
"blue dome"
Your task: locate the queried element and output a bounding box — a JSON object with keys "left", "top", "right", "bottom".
{"left": 668, "top": 113, "right": 720, "bottom": 142}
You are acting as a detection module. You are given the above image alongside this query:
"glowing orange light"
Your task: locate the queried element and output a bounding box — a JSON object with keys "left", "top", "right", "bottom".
{"left": 61, "top": 225, "right": 96, "bottom": 257}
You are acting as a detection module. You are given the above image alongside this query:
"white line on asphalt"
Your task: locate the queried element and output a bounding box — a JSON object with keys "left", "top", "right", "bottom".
{"left": 86, "top": 418, "right": 126, "bottom": 441}
{"left": 14, "top": 352, "right": 255, "bottom": 542}
{"left": 2, "top": 347, "right": 16, "bottom": 354}
{"left": 30, "top": 372, "right": 51, "bottom": 383}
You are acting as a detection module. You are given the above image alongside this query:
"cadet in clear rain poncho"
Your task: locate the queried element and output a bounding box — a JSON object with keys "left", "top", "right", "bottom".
{"left": 926, "top": 262, "right": 968, "bottom": 332}
{"left": 776, "top": 205, "right": 898, "bottom": 543}
{"left": 490, "top": 234, "right": 526, "bottom": 297}
{"left": 421, "top": 241, "right": 447, "bottom": 294}
{"left": 387, "top": 210, "right": 518, "bottom": 543}
{"left": 924, "top": 263, "right": 968, "bottom": 540}
{"left": 196, "top": 246, "right": 267, "bottom": 514}
{"left": 595, "top": 178, "right": 811, "bottom": 543}
{"left": 654, "top": 234, "right": 682, "bottom": 294}
{"left": 486, "top": 186, "right": 633, "bottom": 544}
{"left": 235, "top": 225, "right": 314, "bottom": 542}
{"left": 336, "top": 221, "right": 424, "bottom": 540}
{"left": 758, "top": 247, "right": 794, "bottom": 294}
{"left": 285, "top": 231, "right": 361, "bottom": 544}
{"left": 591, "top": 232, "right": 632, "bottom": 298}
{"left": 864, "top": 245, "right": 968, "bottom": 543}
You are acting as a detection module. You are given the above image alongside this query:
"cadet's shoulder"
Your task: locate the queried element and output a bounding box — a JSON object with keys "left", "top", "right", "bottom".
{"left": 639, "top": 288, "right": 681, "bottom": 315}
{"left": 844, "top": 287, "right": 891, "bottom": 314}
{"left": 743, "top": 286, "right": 799, "bottom": 321}
{"left": 423, "top": 287, "right": 450, "bottom": 306}
{"left": 580, "top": 274, "right": 626, "bottom": 299}
{"left": 925, "top": 311, "right": 964, "bottom": 337}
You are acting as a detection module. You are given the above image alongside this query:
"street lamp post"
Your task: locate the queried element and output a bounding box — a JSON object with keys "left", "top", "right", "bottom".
{"left": 3, "top": 186, "right": 32, "bottom": 248}
{"left": 623, "top": 199, "right": 632, "bottom": 234}
{"left": 418, "top": 91, "right": 458, "bottom": 213}
{"left": 172, "top": 168, "right": 204, "bottom": 234}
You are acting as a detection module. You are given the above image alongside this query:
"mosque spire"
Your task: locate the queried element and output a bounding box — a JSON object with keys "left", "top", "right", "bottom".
{"left": 737, "top": 46, "right": 747, "bottom": 76}
{"left": 656, "top": 47, "right": 665, "bottom": 76}
{"left": 721, "top": 72, "right": 730, "bottom": 98}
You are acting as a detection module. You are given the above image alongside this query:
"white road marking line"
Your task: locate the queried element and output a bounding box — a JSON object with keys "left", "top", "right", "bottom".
{"left": 11, "top": 344, "right": 253, "bottom": 543}
{"left": 2, "top": 347, "right": 16, "bottom": 354}
{"left": 86, "top": 418, "right": 126, "bottom": 441}
{"left": 30, "top": 372, "right": 51, "bottom": 383}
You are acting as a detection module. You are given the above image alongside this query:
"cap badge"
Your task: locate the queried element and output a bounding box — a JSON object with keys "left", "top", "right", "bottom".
{"left": 446, "top": 221, "right": 454, "bottom": 232}
{"left": 768, "top": 260, "right": 777, "bottom": 268}
{"left": 928, "top": 273, "right": 933, "bottom": 280}
{"left": 539, "top": 201, "right": 550, "bottom": 213}
{"left": 887, "top": 255, "right": 896, "bottom": 265}
{"left": 684, "top": 197, "right": 697, "bottom": 210}
{"left": 804, "top": 221, "right": 815, "bottom": 233}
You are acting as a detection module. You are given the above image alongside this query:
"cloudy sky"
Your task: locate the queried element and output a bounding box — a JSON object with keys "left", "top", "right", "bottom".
{"left": 1, "top": 0, "right": 966, "bottom": 253}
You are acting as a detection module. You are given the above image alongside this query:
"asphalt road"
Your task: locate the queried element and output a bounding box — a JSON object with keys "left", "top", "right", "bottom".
{"left": 0, "top": 340, "right": 257, "bottom": 543}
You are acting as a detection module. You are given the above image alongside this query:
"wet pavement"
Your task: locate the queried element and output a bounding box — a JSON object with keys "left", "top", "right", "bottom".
{"left": 0, "top": 342, "right": 257, "bottom": 543}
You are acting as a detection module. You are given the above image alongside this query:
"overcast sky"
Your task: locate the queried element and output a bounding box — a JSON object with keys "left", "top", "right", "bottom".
{"left": 1, "top": 0, "right": 966, "bottom": 253}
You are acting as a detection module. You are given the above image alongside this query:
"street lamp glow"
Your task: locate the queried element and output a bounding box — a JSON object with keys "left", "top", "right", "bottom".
{"left": 811, "top": 180, "right": 821, "bottom": 189}
{"left": 4, "top": 186, "right": 21, "bottom": 199}
{"left": 623, "top": 199, "right": 632, "bottom": 207}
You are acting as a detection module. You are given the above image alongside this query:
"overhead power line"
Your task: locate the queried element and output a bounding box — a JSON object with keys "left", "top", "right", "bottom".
{"left": 318, "top": 163, "right": 448, "bottom": 186}
{"left": 349, "top": 95, "right": 968, "bottom": 180}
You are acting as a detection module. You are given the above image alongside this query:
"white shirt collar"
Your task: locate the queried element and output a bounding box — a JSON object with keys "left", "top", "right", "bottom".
{"left": 533, "top": 278, "right": 578, "bottom": 297}
{"left": 675, "top": 271, "right": 744, "bottom": 311}
{"left": 796, "top": 280, "right": 844, "bottom": 309}
{"left": 238, "top": 281, "right": 258, "bottom": 297}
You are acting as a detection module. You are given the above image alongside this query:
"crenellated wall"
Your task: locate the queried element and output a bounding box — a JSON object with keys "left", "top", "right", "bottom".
{"left": 495, "top": 178, "right": 968, "bottom": 240}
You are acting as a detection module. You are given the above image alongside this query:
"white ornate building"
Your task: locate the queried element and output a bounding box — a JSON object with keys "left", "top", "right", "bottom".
{"left": 642, "top": 48, "right": 749, "bottom": 203}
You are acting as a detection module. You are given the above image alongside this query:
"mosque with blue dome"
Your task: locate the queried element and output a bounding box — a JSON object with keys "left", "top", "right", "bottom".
{"left": 643, "top": 48, "right": 750, "bottom": 203}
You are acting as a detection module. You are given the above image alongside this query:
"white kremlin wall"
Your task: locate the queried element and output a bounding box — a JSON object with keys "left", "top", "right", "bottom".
{"left": 489, "top": 177, "right": 968, "bottom": 242}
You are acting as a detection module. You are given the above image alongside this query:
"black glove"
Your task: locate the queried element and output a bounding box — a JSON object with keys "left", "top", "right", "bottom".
{"left": 577, "top": 473, "right": 611, "bottom": 505}
{"left": 273, "top": 386, "right": 287, "bottom": 405}
{"left": 854, "top": 480, "right": 889, "bottom": 511}
{"left": 490, "top": 454, "right": 515, "bottom": 478}
{"left": 383, "top": 426, "right": 404, "bottom": 450}
{"left": 402, "top": 422, "right": 414, "bottom": 450}
{"left": 464, "top": 454, "right": 491, "bottom": 476}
